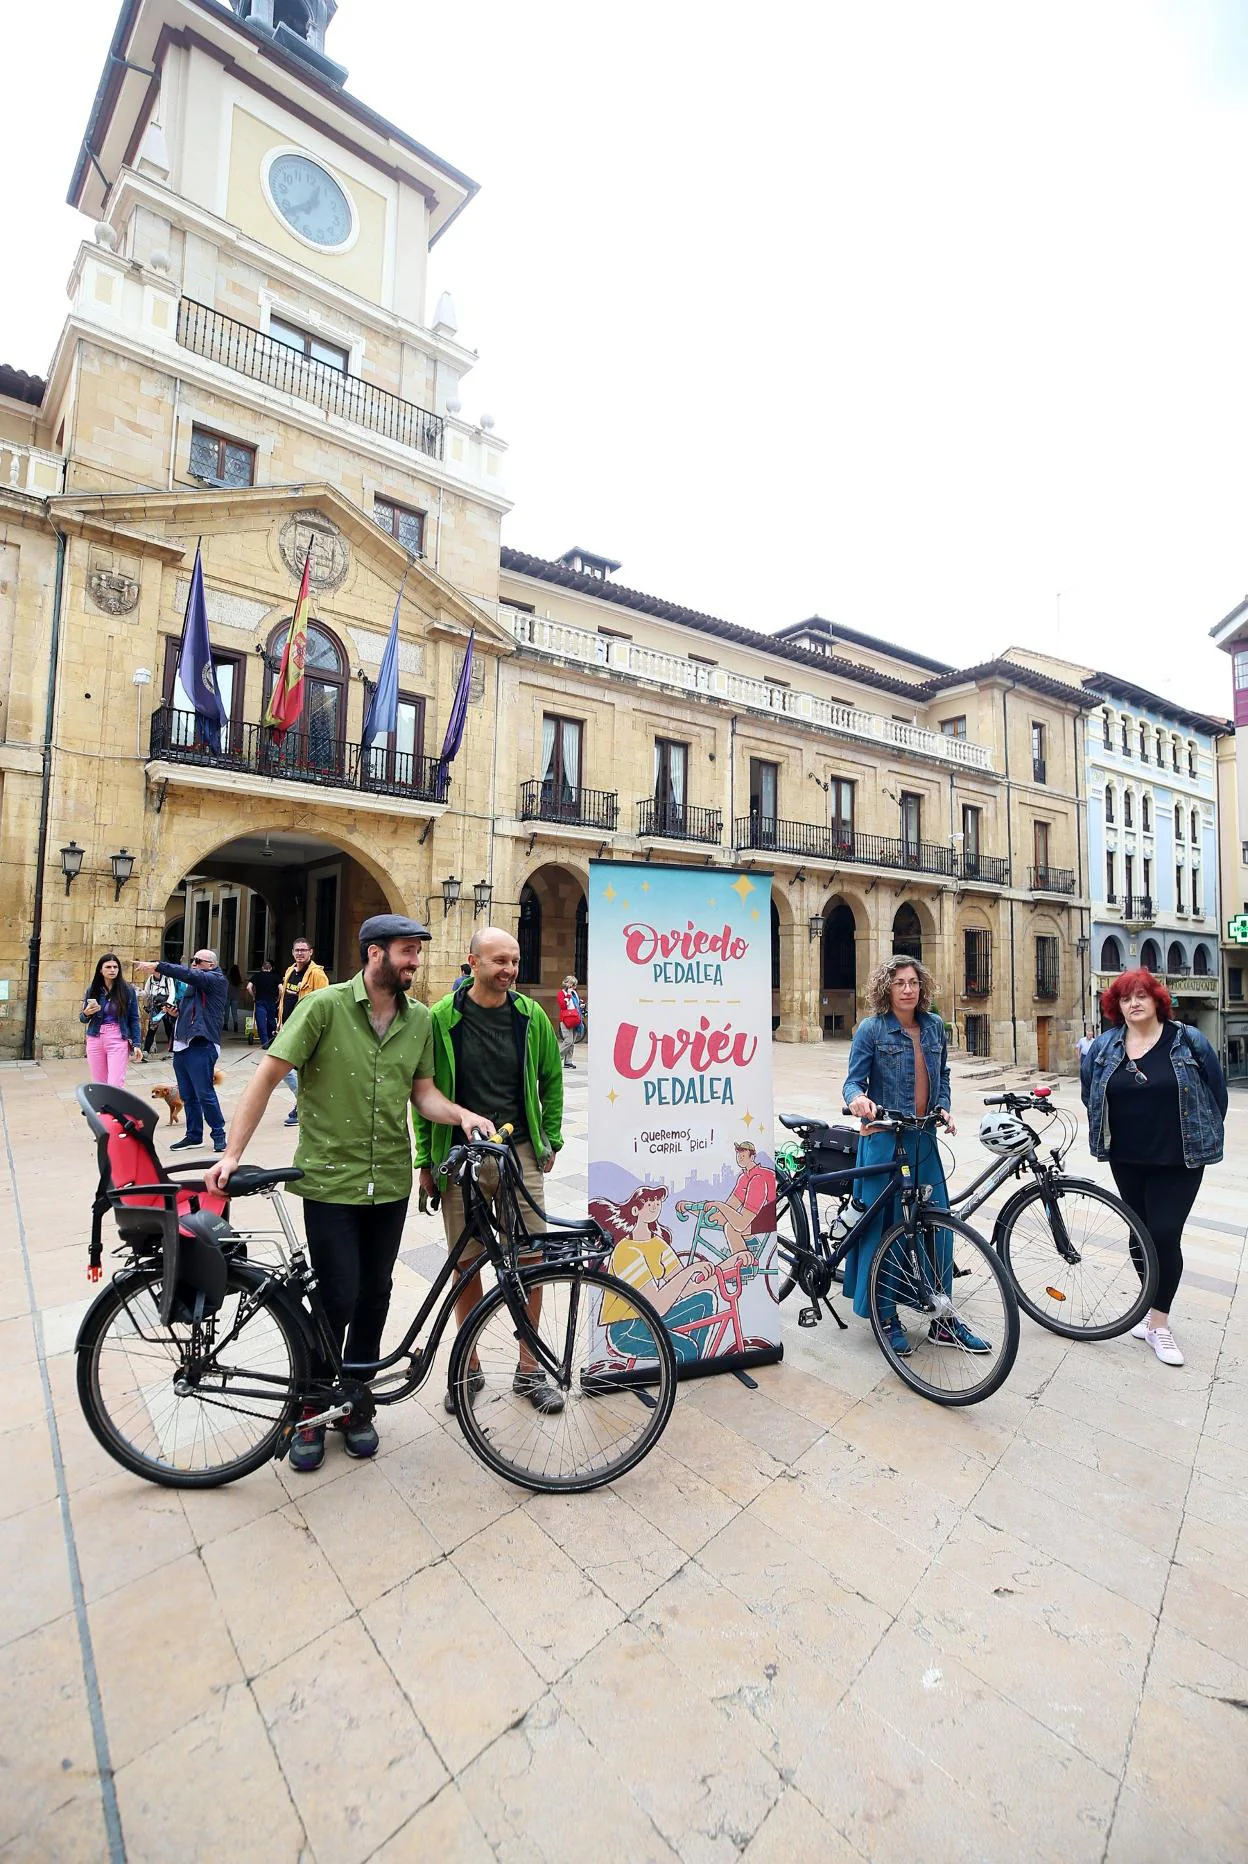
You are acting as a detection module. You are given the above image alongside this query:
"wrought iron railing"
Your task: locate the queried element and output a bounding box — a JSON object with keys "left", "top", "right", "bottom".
{"left": 733, "top": 816, "right": 960, "bottom": 876}
{"left": 1035, "top": 942, "right": 1061, "bottom": 999}
{"left": 957, "top": 853, "right": 1010, "bottom": 886}
{"left": 177, "top": 299, "right": 444, "bottom": 460}
{"left": 1029, "top": 865, "right": 1076, "bottom": 894}
{"left": 636, "top": 799, "right": 723, "bottom": 844}
{"left": 1122, "top": 894, "right": 1154, "bottom": 921}
{"left": 149, "top": 706, "right": 450, "bottom": 802}
{"left": 519, "top": 779, "right": 619, "bottom": 831}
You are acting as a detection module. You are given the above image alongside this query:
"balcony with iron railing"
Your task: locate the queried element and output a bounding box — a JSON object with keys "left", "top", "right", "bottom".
{"left": 1121, "top": 894, "right": 1155, "bottom": 923}
{"left": 519, "top": 778, "right": 619, "bottom": 832}
{"left": 504, "top": 609, "right": 995, "bottom": 772}
{"left": 733, "top": 815, "right": 960, "bottom": 876}
{"left": 1029, "top": 865, "right": 1076, "bottom": 895}
{"left": 148, "top": 706, "right": 451, "bottom": 802}
{"left": 958, "top": 852, "right": 1011, "bottom": 887}
{"left": 177, "top": 299, "right": 445, "bottom": 460}
{"left": 636, "top": 799, "right": 723, "bottom": 844}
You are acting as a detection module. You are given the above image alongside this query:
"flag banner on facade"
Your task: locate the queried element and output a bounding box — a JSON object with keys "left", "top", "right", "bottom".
{"left": 175, "top": 545, "right": 227, "bottom": 754}
{"left": 265, "top": 543, "right": 312, "bottom": 740}
{"left": 361, "top": 582, "right": 403, "bottom": 756}
{"left": 437, "top": 630, "right": 475, "bottom": 771}
{"left": 586, "top": 859, "right": 782, "bottom": 1383}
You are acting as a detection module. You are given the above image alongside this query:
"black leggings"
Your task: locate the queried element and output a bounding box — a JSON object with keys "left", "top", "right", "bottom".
{"left": 1109, "top": 1161, "right": 1203, "bottom": 1314}
{"left": 301, "top": 1198, "right": 409, "bottom": 1377}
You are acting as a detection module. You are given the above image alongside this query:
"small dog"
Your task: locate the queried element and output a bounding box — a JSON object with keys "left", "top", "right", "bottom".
{"left": 151, "top": 1073, "right": 224, "bottom": 1126}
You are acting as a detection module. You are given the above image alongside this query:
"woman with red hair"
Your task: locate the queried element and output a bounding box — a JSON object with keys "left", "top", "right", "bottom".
{"left": 1081, "top": 968, "right": 1227, "bottom": 1366}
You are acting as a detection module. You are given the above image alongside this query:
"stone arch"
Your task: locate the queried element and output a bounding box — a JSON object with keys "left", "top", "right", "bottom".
{"left": 148, "top": 820, "right": 408, "bottom": 929}
{"left": 891, "top": 901, "right": 925, "bottom": 962}
{"left": 510, "top": 861, "right": 589, "bottom": 1010}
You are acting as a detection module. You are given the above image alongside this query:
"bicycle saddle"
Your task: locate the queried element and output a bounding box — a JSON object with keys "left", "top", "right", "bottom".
{"left": 222, "top": 1166, "right": 305, "bottom": 1196}
{"left": 777, "top": 1112, "right": 827, "bottom": 1131}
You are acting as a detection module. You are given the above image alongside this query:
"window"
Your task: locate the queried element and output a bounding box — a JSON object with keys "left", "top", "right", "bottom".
{"left": 900, "top": 792, "right": 923, "bottom": 857}
{"left": 1033, "top": 820, "right": 1051, "bottom": 877}
{"left": 1031, "top": 722, "right": 1047, "bottom": 783}
{"left": 965, "top": 1013, "right": 990, "bottom": 1058}
{"left": 892, "top": 903, "right": 923, "bottom": 961}
{"left": 366, "top": 693, "right": 426, "bottom": 786}
{"left": 1138, "top": 723, "right": 1148, "bottom": 761}
{"left": 268, "top": 313, "right": 349, "bottom": 372}
{"left": 830, "top": 778, "right": 855, "bottom": 850}
{"left": 1171, "top": 738, "right": 1180, "bottom": 772}
{"left": 1124, "top": 853, "right": 1134, "bottom": 902}
{"left": 1124, "top": 791, "right": 1134, "bottom": 829}
{"left": 1035, "top": 935, "right": 1060, "bottom": 999}
{"left": 1190, "top": 808, "right": 1199, "bottom": 844}
{"left": 1235, "top": 650, "right": 1248, "bottom": 691}
{"left": 1141, "top": 938, "right": 1161, "bottom": 972}
{"left": 1121, "top": 719, "right": 1131, "bottom": 756}
{"left": 1168, "top": 940, "right": 1186, "bottom": 973}
{"left": 1106, "top": 851, "right": 1116, "bottom": 904}
{"left": 749, "top": 758, "right": 779, "bottom": 832}
{"left": 653, "top": 738, "right": 689, "bottom": 832}
{"left": 963, "top": 927, "right": 991, "bottom": 996}
{"left": 1143, "top": 857, "right": 1152, "bottom": 903}
{"left": 940, "top": 716, "right": 967, "bottom": 739}
{"left": 1192, "top": 867, "right": 1201, "bottom": 915}
{"left": 188, "top": 425, "right": 255, "bottom": 487}
{"left": 161, "top": 635, "right": 245, "bottom": 746}
{"left": 1102, "top": 935, "right": 1123, "bottom": 971}
{"left": 263, "top": 619, "right": 347, "bottom": 771}
{"left": 1105, "top": 784, "right": 1115, "bottom": 825}
{"left": 1231, "top": 967, "right": 1244, "bottom": 1002}
{"left": 1175, "top": 803, "right": 1184, "bottom": 840}
{"left": 541, "top": 715, "right": 583, "bottom": 810}
{"left": 517, "top": 884, "right": 541, "bottom": 985}
{"left": 1176, "top": 865, "right": 1184, "bottom": 913}
{"left": 961, "top": 803, "right": 982, "bottom": 875}
{"left": 1194, "top": 943, "right": 1211, "bottom": 976}
{"left": 1142, "top": 795, "right": 1151, "bottom": 833}
{"left": 1102, "top": 712, "right": 1113, "bottom": 748}
{"left": 373, "top": 496, "right": 425, "bottom": 556}
{"left": 1188, "top": 744, "right": 1197, "bottom": 778}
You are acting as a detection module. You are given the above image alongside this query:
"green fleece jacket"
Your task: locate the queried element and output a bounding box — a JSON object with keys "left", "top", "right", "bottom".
{"left": 411, "top": 984, "right": 564, "bottom": 1169}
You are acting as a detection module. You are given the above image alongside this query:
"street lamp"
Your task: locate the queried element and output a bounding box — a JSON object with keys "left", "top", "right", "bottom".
{"left": 472, "top": 880, "right": 493, "bottom": 918}
{"left": 808, "top": 912, "right": 824, "bottom": 942}
{"left": 441, "top": 875, "right": 462, "bottom": 917}
{"left": 60, "top": 840, "right": 85, "bottom": 895}
{"left": 110, "top": 847, "right": 136, "bottom": 902}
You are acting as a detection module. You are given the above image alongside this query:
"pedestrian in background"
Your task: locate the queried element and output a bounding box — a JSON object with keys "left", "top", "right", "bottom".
{"left": 556, "top": 973, "right": 584, "bottom": 1069}
{"left": 247, "top": 958, "right": 280, "bottom": 1047}
{"left": 136, "top": 949, "right": 229, "bottom": 1152}
{"left": 81, "top": 954, "right": 142, "bottom": 1087}
{"left": 1082, "top": 968, "right": 1227, "bottom": 1367}
{"left": 276, "top": 936, "right": 330, "bottom": 1125}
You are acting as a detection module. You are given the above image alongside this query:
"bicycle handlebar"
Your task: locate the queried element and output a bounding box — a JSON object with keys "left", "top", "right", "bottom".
{"left": 840, "top": 1106, "right": 950, "bottom": 1130}
{"left": 982, "top": 1091, "right": 1053, "bottom": 1110}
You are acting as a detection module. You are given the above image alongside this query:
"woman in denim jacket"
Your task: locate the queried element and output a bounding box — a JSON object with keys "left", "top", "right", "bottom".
{"left": 1081, "top": 967, "right": 1226, "bottom": 1367}
{"left": 81, "top": 953, "right": 142, "bottom": 1087}
{"left": 842, "top": 956, "right": 986, "bottom": 1358}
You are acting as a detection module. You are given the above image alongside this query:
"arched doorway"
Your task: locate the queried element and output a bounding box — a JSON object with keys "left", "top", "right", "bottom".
{"left": 892, "top": 903, "right": 923, "bottom": 962}
{"left": 770, "top": 899, "right": 781, "bottom": 1033}
{"left": 515, "top": 863, "right": 589, "bottom": 1015}
{"left": 1193, "top": 944, "right": 1211, "bottom": 976}
{"left": 1101, "top": 935, "right": 1124, "bottom": 972}
{"left": 1167, "top": 941, "right": 1185, "bottom": 974}
{"left": 518, "top": 885, "right": 541, "bottom": 984}
{"left": 1140, "top": 938, "right": 1160, "bottom": 972}
{"left": 162, "top": 915, "right": 185, "bottom": 963}
{"left": 821, "top": 899, "right": 856, "bottom": 1037}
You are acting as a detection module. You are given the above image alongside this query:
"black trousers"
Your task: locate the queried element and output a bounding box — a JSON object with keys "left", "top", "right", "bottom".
{"left": 301, "top": 1198, "right": 409, "bottom": 1377}
{"left": 1109, "top": 1161, "right": 1203, "bottom": 1314}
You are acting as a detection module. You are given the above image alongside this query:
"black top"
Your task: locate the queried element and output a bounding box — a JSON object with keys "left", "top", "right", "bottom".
{"left": 249, "top": 968, "right": 280, "bottom": 1006}
{"left": 1105, "top": 1022, "right": 1184, "bottom": 1166}
{"left": 281, "top": 963, "right": 310, "bottom": 1024}
{"left": 455, "top": 993, "right": 525, "bottom": 1139}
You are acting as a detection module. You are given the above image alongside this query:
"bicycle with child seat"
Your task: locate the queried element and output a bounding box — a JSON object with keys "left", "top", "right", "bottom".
{"left": 773, "top": 1108, "right": 1021, "bottom": 1406}
{"left": 73, "top": 1087, "right": 677, "bottom": 1494}
{"left": 777, "top": 1089, "right": 1159, "bottom": 1344}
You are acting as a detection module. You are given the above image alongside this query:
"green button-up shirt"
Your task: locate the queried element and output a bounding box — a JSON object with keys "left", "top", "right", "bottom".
{"left": 267, "top": 973, "right": 435, "bottom": 1205}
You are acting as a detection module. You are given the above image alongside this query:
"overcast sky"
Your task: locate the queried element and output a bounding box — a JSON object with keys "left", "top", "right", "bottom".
{"left": 5, "top": 0, "right": 1245, "bottom": 714}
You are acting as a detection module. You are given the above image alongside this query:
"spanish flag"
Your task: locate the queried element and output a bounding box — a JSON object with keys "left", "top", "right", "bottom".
{"left": 265, "top": 543, "right": 312, "bottom": 740}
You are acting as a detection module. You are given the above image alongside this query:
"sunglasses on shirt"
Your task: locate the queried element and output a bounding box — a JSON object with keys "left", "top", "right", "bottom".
{"left": 1124, "top": 1057, "right": 1148, "bottom": 1085}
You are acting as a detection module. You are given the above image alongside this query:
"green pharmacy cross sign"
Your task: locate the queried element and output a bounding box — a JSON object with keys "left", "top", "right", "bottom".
{"left": 1227, "top": 915, "right": 1248, "bottom": 945}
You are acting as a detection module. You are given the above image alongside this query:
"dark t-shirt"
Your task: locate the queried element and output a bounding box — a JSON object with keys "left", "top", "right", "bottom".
{"left": 250, "top": 969, "right": 280, "bottom": 1007}
{"left": 282, "top": 963, "right": 310, "bottom": 1024}
{"left": 1105, "top": 1022, "right": 1183, "bottom": 1166}
{"left": 455, "top": 994, "right": 525, "bottom": 1139}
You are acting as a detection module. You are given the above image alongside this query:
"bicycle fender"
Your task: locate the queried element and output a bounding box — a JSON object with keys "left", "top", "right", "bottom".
{"left": 74, "top": 1259, "right": 317, "bottom": 1356}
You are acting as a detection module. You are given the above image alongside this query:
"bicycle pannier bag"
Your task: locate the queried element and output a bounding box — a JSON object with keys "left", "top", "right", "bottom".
{"left": 804, "top": 1123, "right": 860, "bottom": 1175}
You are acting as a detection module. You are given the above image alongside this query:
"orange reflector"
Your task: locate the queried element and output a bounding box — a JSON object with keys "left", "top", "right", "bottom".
{"left": 1045, "top": 1286, "right": 1067, "bottom": 1302}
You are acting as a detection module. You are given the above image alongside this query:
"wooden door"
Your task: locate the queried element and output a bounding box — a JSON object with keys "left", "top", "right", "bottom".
{"left": 1036, "top": 1017, "right": 1052, "bottom": 1070}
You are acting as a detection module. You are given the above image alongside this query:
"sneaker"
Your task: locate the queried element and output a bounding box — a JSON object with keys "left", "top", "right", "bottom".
{"left": 443, "top": 1368, "right": 486, "bottom": 1414}
{"left": 1130, "top": 1320, "right": 1149, "bottom": 1341}
{"left": 169, "top": 1135, "right": 203, "bottom": 1151}
{"left": 336, "top": 1416, "right": 379, "bottom": 1458}
{"left": 288, "top": 1408, "right": 326, "bottom": 1472}
{"left": 513, "top": 1367, "right": 566, "bottom": 1413}
{"left": 284, "top": 1110, "right": 299, "bottom": 1127}
{"left": 883, "top": 1316, "right": 912, "bottom": 1358}
{"left": 1144, "top": 1326, "right": 1184, "bottom": 1367}
{"left": 212, "top": 1137, "right": 227, "bottom": 1154}
{"left": 929, "top": 1316, "right": 992, "bottom": 1354}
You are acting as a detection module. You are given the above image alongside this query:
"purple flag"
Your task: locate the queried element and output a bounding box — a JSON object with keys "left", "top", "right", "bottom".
{"left": 438, "top": 631, "right": 475, "bottom": 769}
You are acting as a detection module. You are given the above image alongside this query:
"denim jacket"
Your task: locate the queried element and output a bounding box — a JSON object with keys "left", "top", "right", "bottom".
{"left": 843, "top": 1010, "right": 951, "bottom": 1118}
{"left": 156, "top": 961, "right": 228, "bottom": 1048}
{"left": 80, "top": 984, "right": 140, "bottom": 1046}
{"left": 1080, "top": 1023, "right": 1227, "bottom": 1168}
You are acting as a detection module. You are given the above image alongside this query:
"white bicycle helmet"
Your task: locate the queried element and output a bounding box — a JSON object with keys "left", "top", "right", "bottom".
{"left": 978, "top": 1111, "right": 1033, "bottom": 1156}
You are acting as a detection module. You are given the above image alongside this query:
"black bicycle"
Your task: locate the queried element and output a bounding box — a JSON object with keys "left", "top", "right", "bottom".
{"left": 773, "top": 1109, "right": 1020, "bottom": 1406}
{"left": 74, "top": 1087, "right": 677, "bottom": 1494}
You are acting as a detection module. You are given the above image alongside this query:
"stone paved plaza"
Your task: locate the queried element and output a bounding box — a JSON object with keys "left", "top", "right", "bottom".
{"left": 1, "top": 1039, "right": 1246, "bottom": 1863}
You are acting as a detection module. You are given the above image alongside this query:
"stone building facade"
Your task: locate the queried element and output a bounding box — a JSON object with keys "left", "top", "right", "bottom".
{"left": 0, "top": 0, "right": 1093, "bottom": 1069}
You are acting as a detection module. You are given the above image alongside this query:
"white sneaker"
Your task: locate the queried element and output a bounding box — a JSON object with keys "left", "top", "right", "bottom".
{"left": 1144, "top": 1326, "right": 1184, "bottom": 1367}
{"left": 1130, "top": 1320, "right": 1149, "bottom": 1341}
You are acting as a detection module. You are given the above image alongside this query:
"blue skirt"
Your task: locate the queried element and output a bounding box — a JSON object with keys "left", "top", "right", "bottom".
{"left": 842, "top": 1128, "right": 951, "bottom": 1319}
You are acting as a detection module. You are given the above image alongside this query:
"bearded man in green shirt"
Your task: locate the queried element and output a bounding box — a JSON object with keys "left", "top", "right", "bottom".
{"left": 207, "top": 914, "right": 492, "bottom": 1471}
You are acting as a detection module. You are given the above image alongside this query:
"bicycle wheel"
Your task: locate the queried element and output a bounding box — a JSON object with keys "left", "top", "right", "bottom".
{"left": 867, "top": 1210, "right": 1019, "bottom": 1406}
{"left": 76, "top": 1262, "right": 308, "bottom": 1487}
{"left": 770, "top": 1179, "right": 812, "bottom": 1302}
{"left": 448, "top": 1265, "right": 677, "bottom": 1493}
{"left": 995, "top": 1178, "right": 1158, "bottom": 1340}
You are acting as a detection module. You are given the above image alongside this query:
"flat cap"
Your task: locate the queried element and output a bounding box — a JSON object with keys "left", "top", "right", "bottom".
{"left": 359, "top": 912, "right": 432, "bottom": 944}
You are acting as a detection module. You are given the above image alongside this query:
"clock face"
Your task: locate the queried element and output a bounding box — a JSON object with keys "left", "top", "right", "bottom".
{"left": 266, "top": 153, "right": 354, "bottom": 249}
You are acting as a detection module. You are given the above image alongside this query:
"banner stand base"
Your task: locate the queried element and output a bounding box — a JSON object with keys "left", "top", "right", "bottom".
{"left": 732, "top": 1368, "right": 760, "bottom": 1390}
{"left": 583, "top": 1341, "right": 782, "bottom": 1396}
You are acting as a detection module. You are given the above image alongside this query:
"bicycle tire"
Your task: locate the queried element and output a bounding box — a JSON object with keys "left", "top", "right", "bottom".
{"left": 867, "top": 1210, "right": 1019, "bottom": 1406}
{"left": 995, "top": 1177, "right": 1158, "bottom": 1340}
{"left": 448, "top": 1265, "right": 677, "bottom": 1493}
{"left": 771, "top": 1179, "right": 812, "bottom": 1302}
{"left": 76, "top": 1262, "right": 308, "bottom": 1488}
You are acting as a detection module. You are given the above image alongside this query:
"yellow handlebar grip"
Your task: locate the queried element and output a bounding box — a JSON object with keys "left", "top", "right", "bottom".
{"left": 488, "top": 1122, "right": 515, "bottom": 1142}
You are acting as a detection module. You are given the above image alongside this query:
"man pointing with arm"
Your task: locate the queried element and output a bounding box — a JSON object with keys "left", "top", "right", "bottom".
{"left": 206, "top": 914, "right": 493, "bottom": 1472}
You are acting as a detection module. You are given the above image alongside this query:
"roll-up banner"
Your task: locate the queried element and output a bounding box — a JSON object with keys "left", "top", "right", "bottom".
{"left": 586, "top": 859, "right": 783, "bottom": 1381}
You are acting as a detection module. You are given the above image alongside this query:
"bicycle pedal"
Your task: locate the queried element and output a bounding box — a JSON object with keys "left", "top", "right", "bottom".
{"left": 798, "top": 1306, "right": 820, "bottom": 1328}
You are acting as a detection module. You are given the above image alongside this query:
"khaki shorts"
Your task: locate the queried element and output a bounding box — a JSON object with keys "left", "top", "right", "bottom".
{"left": 438, "top": 1140, "right": 548, "bottom": 1263}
